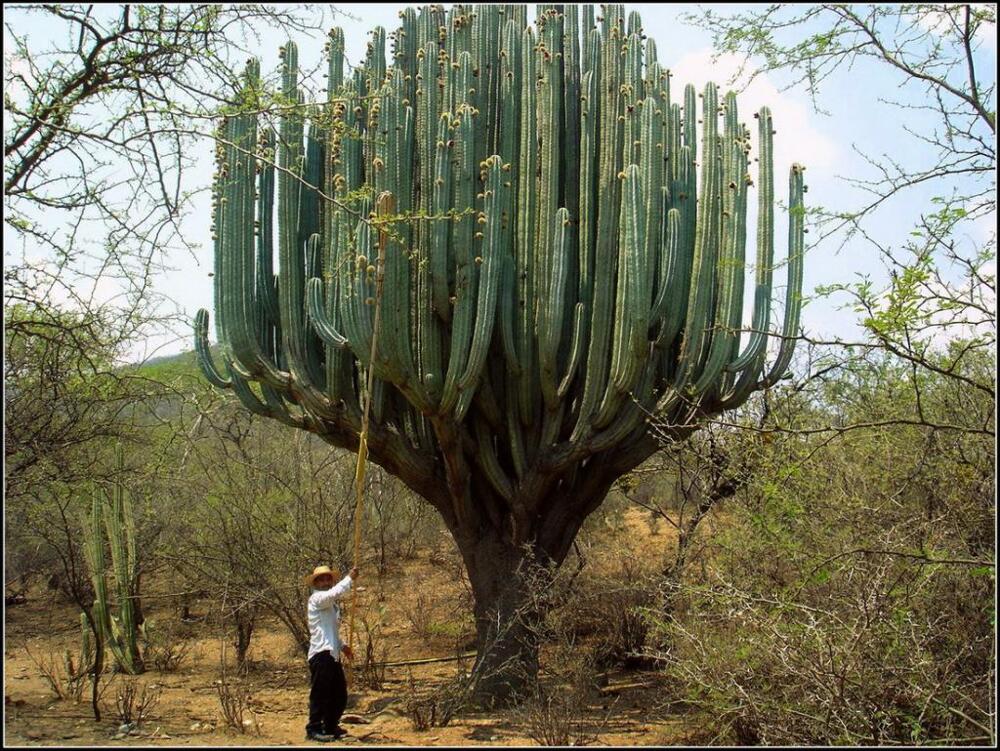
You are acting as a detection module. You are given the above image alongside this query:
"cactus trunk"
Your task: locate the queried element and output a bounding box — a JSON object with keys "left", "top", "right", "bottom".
{"left": 197, "top": 3, "right": 806, "bottom": 700}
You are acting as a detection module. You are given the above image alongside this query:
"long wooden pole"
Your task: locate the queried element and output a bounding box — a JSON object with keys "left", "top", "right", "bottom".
{"left": 346, "top": 192, "right": 393, "bottom": 687}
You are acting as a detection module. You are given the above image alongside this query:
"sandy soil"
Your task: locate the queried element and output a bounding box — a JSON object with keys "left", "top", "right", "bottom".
{"left": 4, "top": 507, "right": 704, "bottom": 746}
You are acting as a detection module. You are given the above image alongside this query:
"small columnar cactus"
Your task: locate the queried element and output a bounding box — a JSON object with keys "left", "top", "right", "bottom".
{"left": 195, "top": 4, "right": 805, "bottom": 700}
{"left": 83, "top": 445, "right": 144, "bottom": 675}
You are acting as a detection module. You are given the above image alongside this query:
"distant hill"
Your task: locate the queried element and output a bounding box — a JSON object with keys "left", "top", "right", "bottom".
{"left": 135, "top": 347, "right": 212, "bottom": 383}
{"left": 125, "top": 347, "right": 218, "bottom": 423}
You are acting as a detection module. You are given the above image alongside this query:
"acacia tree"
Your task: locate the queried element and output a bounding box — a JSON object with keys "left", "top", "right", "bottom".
{"left": 196, "top": 4, "right": 807, "bottom": 700}
{"left": 3, "top": 4, "right": 335, "bottom": 490}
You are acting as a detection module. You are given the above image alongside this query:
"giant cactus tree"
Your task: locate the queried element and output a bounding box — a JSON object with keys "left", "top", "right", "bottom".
{"left": 196, "top": 3, "right": 805, "bottom": 700}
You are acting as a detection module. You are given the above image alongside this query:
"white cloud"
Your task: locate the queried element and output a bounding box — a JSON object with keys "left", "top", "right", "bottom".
{"left": 668, "top": 49, "right": 838, "bottom": 175}
{"left": 921, "top": 269, "right": 995, "bottom": 350}
{"left": 918, "top": 4, "right": 995, "bottom": 48}
{"left": 3, "top": 51, "right": 34, "bottom": 103}
{"left": 972, "top": 209, "right": 997, "bottom": 243}
{"left": 13, "top": 255, "right": 133, "bottom": 313}
{"left": 668, "top": 50, "right": 840, "bottom": 342}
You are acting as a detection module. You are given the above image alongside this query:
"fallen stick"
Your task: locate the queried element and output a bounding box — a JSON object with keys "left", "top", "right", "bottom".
{"left": 373, "top": 651, "right": 477, "bottom": 669}
{"left": 598, "top": 681, "right": 655, "bottom": 694}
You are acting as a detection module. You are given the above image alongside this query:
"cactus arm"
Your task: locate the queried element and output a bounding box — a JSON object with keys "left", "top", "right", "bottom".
{"left": 691, "top": 138, "right": 748, "bottom": 396}
{"left": 414, "top": 48, "right": 445, "bottom": 405}
{"left": 373, "top": 76, "right": 405, "bottom": 382}
{"left": 594, "top": 164, "right": 647, "bottom": 427}
{"left": 327, "top": 26, "right": 344, "bottom": 92}
{"left": 499, "top": 251, "right": 521, "bottom": 377}
{"left": 336, "top": 222, "right": 370, "bottom": 372}
{"left": 256, "top": 127, "right": 280, "bottom": 327}
{"left": 456, "top": 156, "right": 506, "bottom": 418}
{"left": 539, "top": 208, "right": 571, "bottom": 408}
{"left": 514, "top": 27, "right": 538, "bottom": 426}
{"left": 668, "top": 102, "right": 682, "bottom": 185}
{"left": 276, "top": 43, "right": 306, "bottom": 384}
{"left": 306, "top": 277, "right": 350, "bottom": 349}
{"left": 194, "top": 309, "right": 231, "bottom": 389}
{"left": 638, "top": 95, "right": 662, "bottom": 344}
{"left": 534, "top": 11, "right": 563, "bottom": 403}
{"left": 505, "top": 380, "right": 528, "bottom": 479}
{"left": 727, "top": 107, "right": 776, "bottom": 374}
{"left": 475, "top": 414, "right": 515, "bottom": 502}
{"left": 439, "top": 105, "right": 477, "bottom": 415}
{"left": 557, "top": 302, "right": 586, "bottom": 399}
{"left": 759, "top": 163, "right": 806, "bottom": 388}
{"left": 562, "top": 5, "right": 581, "bottom": 232}
{"left": 569, "top": 16, "right": 624, "bottom": 443}
{"left": 674, "top": 83, "right": 721, "bottom": 394}
{"left": 577, "top": 59, "right": 598, "bottom": 336}
{"left": 430, "top": 111, "right": 453, "bottom": 324}
{"left": 649, "top": 206, "right": 682, "bottom": 336}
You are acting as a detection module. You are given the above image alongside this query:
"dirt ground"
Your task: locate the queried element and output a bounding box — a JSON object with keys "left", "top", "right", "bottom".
{"left": 4, "top": 507, "right": 704, "bottom": 746}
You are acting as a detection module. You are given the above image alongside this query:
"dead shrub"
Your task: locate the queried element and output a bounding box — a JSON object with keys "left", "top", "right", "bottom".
{"left": 114, "top": 676, "right": 161, "bottom": 727}
{"left": 541, "top": 551, "right": 660, "bottom": 670}
{"left": 402, "top": 593, "right": 436, "bottom": 643}
{"left": 521, "top": 686, "right": 615, "bottom": 746}
{"left": 404, "top": 696, "right": 437, "bottom": 731}
{"left": 215, "top": 672, "right": 260, "bottom": 735}
{"left": 142, "top": 618, "right": 193, "bottom": 673}
{"left": 24, "top": 643, "right": 88, "bottom": 702}
{"left": 358, "top": 606, "right": 390, "bottom": 690}
{"left": 401, "top": 670, "right": 475, "bottom": 730}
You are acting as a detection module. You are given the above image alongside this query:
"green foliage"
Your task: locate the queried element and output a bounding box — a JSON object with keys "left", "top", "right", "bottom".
{"left": 647, "top": 356, "right": 994, "bottom": 745}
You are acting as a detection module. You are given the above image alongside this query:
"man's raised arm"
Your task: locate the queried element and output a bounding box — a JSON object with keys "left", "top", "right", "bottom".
{"left": 311, "top": 567, "right": 357, "bottom": 608}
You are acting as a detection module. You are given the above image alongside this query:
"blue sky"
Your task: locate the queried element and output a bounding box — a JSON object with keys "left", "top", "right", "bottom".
{"left": 4, "top": 3, "right": 995, "bottom": 362}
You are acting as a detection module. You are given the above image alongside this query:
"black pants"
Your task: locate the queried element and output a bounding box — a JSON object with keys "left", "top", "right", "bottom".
{"left": 306, "top": 651, "right": 347, "bottom": 735}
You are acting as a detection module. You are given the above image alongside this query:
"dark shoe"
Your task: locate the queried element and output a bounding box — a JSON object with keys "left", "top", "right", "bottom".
{"left": 306, "top": 731, "right": 338, "bottom": 742}
{"left": 327, "top": 726, "right": 348, "bottom": 738}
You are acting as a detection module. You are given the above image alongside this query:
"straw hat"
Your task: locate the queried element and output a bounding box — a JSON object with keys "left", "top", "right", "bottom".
{"left": 304, "top": 565, "right": 337, "bottom": 588}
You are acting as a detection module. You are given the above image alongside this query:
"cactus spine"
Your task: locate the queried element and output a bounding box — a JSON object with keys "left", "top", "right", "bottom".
{"left": 196, "top": 3, "right": 806, "bottom": 699}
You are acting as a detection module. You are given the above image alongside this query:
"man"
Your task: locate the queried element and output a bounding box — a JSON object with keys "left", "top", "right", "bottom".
{"left": 304, "top": 564, "right": 357, "bottom": 742}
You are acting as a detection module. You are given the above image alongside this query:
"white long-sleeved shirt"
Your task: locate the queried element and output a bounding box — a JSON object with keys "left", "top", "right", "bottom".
{"left": 307, "top": 575, "right": 352, "bottom": 661}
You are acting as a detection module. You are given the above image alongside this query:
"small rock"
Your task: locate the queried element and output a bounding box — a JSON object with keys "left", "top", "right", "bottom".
{"left": 190, "top": 722, "right": 201, "bottom": 731}
{"left": 341, "top": 713, "right": 370, "bottom": 724}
